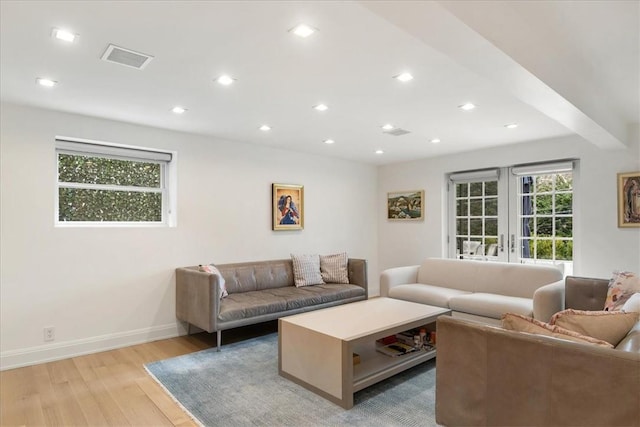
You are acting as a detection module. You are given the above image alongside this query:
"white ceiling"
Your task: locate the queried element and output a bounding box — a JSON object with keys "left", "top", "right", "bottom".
{"left": 1, "top": 1, "right": 637, "bottom": 165}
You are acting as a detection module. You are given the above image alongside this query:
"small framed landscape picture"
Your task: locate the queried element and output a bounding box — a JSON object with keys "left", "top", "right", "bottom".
{"left": 387, "top": 190, "right": 424, "bottom": 221}
{"left": 273, "top": 183, "right": 304, "bottom": 230}
{"left": 618, "top": 171, "right": 640, "bottom": 228}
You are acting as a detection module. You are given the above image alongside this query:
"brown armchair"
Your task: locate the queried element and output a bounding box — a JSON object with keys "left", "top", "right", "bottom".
{"left": 435, "top": 276, "right": 640, "bottom": 426}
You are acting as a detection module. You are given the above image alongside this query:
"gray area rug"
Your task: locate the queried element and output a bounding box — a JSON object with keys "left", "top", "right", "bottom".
{"left": 145, "top": 333, "right": 437, "bottom": 426}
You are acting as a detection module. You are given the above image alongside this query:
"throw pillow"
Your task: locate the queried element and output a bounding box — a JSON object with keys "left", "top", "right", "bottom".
{"left": 549, "top": 309, "right": 639, "bottom": 346}
{"left": 291, "top": 254, "right": 325, "bottom": 287}
{"left": 622, "top": 293, "right": 640, "bottom": 313}
{"left": 198, "top": 264, "right": 228, "bottom": 298}
{"left": 604, "top": 271, "right": 640, "bottom": 311}
{"left": 501, "top": 313, "right": 613, "bottom": 348}
{"left": 319, "top": 252, "right": 349, "bottom": 284}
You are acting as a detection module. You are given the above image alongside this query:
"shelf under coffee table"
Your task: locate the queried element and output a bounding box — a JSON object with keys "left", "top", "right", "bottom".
{"left": 278, "top": 297, "right": 451, "bottom": 409}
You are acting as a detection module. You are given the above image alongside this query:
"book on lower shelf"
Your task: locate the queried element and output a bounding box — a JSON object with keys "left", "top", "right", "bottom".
{"left": 376, "top": 342, "right": 417, "bottom": 357}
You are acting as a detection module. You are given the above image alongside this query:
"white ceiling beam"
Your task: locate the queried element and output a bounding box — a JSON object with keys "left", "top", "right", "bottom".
{"left": 360, "top": 0, "right": 628, "bottom": 149}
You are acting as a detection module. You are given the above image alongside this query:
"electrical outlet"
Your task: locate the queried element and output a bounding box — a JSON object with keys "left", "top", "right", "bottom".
{"left": 44, "top": 326, "right": 55, "bottom": 342}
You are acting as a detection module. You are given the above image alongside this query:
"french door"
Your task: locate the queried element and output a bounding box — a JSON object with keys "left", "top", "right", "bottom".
{"left": 448, "top": 161, "right": 574, "bottom": 273}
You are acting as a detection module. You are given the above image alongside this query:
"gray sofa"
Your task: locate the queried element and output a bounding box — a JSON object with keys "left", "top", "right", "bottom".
{"left": 435, "top": 276, "right": 640, "bottom": 426}
{"left": 176, "top": 258, "right": 368, "bottom": 350}
{"left": 380, "top": 258, "right": 564, "bottom": 324}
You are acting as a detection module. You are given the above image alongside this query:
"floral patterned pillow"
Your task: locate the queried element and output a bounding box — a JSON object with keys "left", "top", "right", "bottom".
{"left": 198, "top": 264, "right": 228, "bottom": 298}
{"left": 604, "top": 271, "right": 640, "bottom": 311}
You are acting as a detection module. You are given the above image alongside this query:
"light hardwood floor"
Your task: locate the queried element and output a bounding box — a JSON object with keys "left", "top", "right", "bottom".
{"left": 1, "top": 323, "right": 277, "bottom": 426}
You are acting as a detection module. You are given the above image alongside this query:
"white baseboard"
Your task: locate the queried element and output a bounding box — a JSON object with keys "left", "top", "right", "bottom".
{"left": 0, "top": 323, "right": 183, "bottom": 371}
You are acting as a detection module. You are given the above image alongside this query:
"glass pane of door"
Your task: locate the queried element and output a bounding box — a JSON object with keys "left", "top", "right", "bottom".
{"left": 510, "top": 171, "right": 573, "bottom": 275}
{"left": 450, "top": 178, "right": 506, "bottom": 261}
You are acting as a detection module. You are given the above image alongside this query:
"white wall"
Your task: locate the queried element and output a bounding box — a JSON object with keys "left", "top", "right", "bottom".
{"left": 378, "top": 133, "right": 640, "bottom": 278}
{"left": 3, "top": 102, "right": 638, "bottom": 369}
{"left": 0, "top": 103, "right": 378, "bottom": 369}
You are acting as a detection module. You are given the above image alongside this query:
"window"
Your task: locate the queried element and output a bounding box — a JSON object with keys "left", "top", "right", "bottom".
{"left": 450, "top": 169, "right": 505, "bottom": 260}
{"left": 510, "top": 162, "right": 574, "bottom": 266}
{"left": 55, "top": 138, "right": 176, "bottom": 226}
{"left": 448, "top": 161, "right": 575, "bottom": 273}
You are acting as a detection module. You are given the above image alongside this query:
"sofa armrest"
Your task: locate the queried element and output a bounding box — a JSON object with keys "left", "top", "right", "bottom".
{"left": 347, "top": 258, "right": 368, "bottom": 298}
{"left": 176, "top": 267, "right": 221, "bottom": 333}
{"left": 379, "top": 265, "right": 419, "bottom": 297}
{"left": 533, "top": 279, "right": 565, "bottom": 322}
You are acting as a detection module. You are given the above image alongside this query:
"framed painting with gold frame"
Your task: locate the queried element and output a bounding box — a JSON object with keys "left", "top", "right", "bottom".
{"left": 387, "top": 190, "right": 424, "bottom": 221}
{"left": 273, "top": 183, "right": 304, "bottom": 230}
{"left": 618, "top": 171, "right": 640, "bottom": 228}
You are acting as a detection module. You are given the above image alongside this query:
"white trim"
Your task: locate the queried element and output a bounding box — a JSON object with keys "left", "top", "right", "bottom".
{"left": 56, "top": 136, "right": 172, "bottom": 161}
{"left": 55, "top": 221, "right": 167, "bottom": 228}
{"left": 0, "top": 323, "right": 181, "bottom": 371}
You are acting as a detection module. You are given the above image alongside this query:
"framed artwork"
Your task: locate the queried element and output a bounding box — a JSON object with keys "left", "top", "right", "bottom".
{"left": 387, "top": 190, "right": 424, "bottom": 221}
{"left": 618, "top": 171, "right": 640, "bottom": 228}
{"left": 273, "top": 183, "right": 304, "bottom": 230}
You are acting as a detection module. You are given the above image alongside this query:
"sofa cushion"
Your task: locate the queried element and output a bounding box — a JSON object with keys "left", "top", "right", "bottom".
{"left": 291, "top": 253, "right": 325, "bottom": 287}
{"left": 219, "top": 290, "right": 288, "bottom": 322}
{"left": 604, "top": 271, "right": 640, "bottom": 311}
{"left": 388, "top": 284, "right": 471, "bottom": 308}
{"left": 219, "top": 260, "right": 294, "bottom": 293}
{"left": 301, "top": 284, "right": 365, "bottom": 303}
{"left": 415, "top": 258, "right": 562, "bottom": 297}
{"left": 449, "top": 293, "right": 533, "bottom": 319}
{"left": 501, "top": 313, "right": 614, "bottom": 348}
{"left": 549, "top": 309, "right": 639, "bottom": 346}
{"left": 218, "top": 284, "right": 365, "bottom": 321}
{"left": 320, "top": 252, "right": 349, "bottom": 284}
{"left": 199, "top": 264, "right": 228, "bottom": 298}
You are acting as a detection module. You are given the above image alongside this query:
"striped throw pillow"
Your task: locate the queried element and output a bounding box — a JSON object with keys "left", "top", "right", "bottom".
{"left": 291, "top": 254, "right": 325, "bottom": 287}
{"left": 320, "top": 252, "right": 349, "bottom": 284}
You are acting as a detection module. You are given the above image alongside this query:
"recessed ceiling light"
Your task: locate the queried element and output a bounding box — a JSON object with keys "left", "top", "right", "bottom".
{"left": 289, "top": 24, "right": 317, "bottom": 38}
{"left": 504, "top": 123, "right": 519, "bottom": 129}
{"left": 259, "top": 125, "right": 272, "bottom": 131}
{"left": 52, "top": 28, "right": 77, "bottom": 42}
{"left": 382, "top": 124, "right": 395, "bottom": 131}
{"left": 171, "top": 106, "right": 187, "bottom": 114}
{"left": 394, "top": 73, "right": 413, "bottom": 82}
{"left": 216, "top": 75, "right": 235, "bottom": 86}
{"left": 375, "top": 150, "right": 384, "bottom": 155}
{"left": 36, "top": 78, "right": 57, "bottom": 87}
{"left": 323, "top": 139, "right": 335, "bottom": 144}
{"left": 459, "top": 103, "right": 476, "bottom": 111}
{"left": 313, "top": 104, "right": 328, "bottom": 111}
{"left": 430, "top": 138, "right": 441, "bottom": 144}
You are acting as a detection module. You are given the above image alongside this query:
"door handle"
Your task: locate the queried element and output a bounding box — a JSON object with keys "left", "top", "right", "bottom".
{"left": 510, "top": 234, "right": 516, "bottom": 253}
{"left": 499, "top": 234, "right": 504, "bottom": 252}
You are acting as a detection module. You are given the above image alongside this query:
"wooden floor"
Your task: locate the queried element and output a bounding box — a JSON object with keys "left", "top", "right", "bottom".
{"left": 1, "top": 322, "right": 277, "bottom": 427}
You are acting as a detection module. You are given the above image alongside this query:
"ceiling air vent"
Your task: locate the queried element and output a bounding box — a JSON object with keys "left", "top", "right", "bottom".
{"left": 384, "top": 128, "right": 411, "bottom": 136}
{"left": 101, "top": 44, "right": 153, "bottom": 70}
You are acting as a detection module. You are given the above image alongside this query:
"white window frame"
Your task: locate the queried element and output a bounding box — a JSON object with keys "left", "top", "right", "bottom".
{"left": 448, "top": 160, "right": 576, "bottom": 273}
{"left": 448, "top": 168, "right": 508, "bottom": 261}
{"left": 508, "top": 161, "right": 574, "bottom": 274}
{"left": 54, "top": 136, "right": 177, "bottom": 227}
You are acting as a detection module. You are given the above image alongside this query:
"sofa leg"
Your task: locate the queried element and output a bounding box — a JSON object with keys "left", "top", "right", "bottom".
{"left": 217, "top": 330, "right": 221, "bottom": 352}
{"left": 187, "top": 323, "right": 192, "bottom": 335}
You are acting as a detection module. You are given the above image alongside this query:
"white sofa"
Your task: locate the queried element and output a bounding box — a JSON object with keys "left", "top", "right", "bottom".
{"left": 380, "top": 258, "right": 564, "bottom": 325}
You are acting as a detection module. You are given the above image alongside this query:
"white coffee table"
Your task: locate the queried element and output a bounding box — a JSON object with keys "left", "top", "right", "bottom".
{"left": 278, "top": 297, "right": 451, "bottom": 409}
